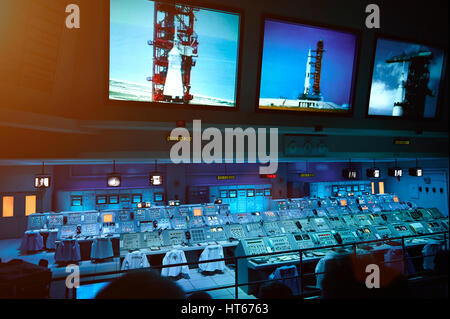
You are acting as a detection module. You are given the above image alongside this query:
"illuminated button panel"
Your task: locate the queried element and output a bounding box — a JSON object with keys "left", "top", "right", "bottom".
{"left": 167, "top": 230, "right": 186, "bottom": 246}
{"left": 313, "top": 232, "right": 337, "bottom": 247}
{"left": 354, "top": 214, "right": 372, "bottom": 226}
{"left": 268, "top": 235, "right": 292, "bottom": 252}
{"left": 119, "top": 221, "right": 135, "bottom": 233}
{"left": 313, "top": 218, "right": 330, "bottom": 231}
{"left": 245, "top": 239, "right": 269, "bottom": 255}
{"left": 279, "top": 220, "right": 302, "bottom": 234}
{"left": 81, "top": 223, "right": 99, "bottom": 236}
{"left": 263, "top": 221, "right": 281, "bottom": 236}
{"left": 205, "top": 215, "right": 220, "bottom": 226}
{"left": 262, "top": 211, "right": 278, "bottom": 222}
{"left": 141, "top": 232, "right": 163, "bottom": 248}
{"left": 189, "top": 216, "right": 205, "bottom": 228}
{"left": 408, "top": 222, "right": 427, "bottom": 235}
{"left": 293, "top": 233, "right": 315, "bottom": 249}
{"left": 327, "top": 216, "right": 346, "bottom": 229}
{"left": 229, "top": 224, "right": 246, "bottom": 239}
{"left": 392, "top": 223, "right": 413, "bottom": 236}
{"left": 297, "top": 219, "right": 316, "bottom": 232}
{"left": 334, "top": 230, "right": 358, "bottom": 244}
{"left": 206, "top": 226, "right": 227, "bottom": 241}
{"left": 171, "top": 217, "right": 187, "bottom": 230}
{"left": 245, "top": 223, "right": 265, "bottom": 237}
{"left": 374, "top": 226, "right": 393, "bottom": 239}
{"left": 190, "top": 228, "right": 206, "bottom": 243}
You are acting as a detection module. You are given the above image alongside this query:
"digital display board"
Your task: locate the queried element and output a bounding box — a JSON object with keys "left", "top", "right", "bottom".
{"left": 367, "top": 36, "right": 446, "bottom": 119}
{"left": 109, "top": 0, "right": 241, "bottom": 108}
{"left": 258, "top": 17, "right": 359, "bottom": 114}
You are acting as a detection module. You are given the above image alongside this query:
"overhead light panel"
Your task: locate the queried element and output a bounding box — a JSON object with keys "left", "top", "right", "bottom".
{"left": 367, "top": 160, "right": 380, "bottom": 178}
{"left": 34, "top": 162, "right": 51, "bottom": 188}
{"left": 149, "top": 160, "right": 163, "bottom": 186}
{"left": 343, "top": 159, "right": 357, "bottom": 179}
{"left": 409, "top": 159, "right": 423, "bottom": 177}
{"left": 388, "top": 159, "right": 402, "bottom": 177}
{"left": 107, "top": 160, "right": 121, "bottom": 187}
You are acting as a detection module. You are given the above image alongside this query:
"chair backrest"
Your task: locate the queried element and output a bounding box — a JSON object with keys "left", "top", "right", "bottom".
{"left": 38, "top": 259, "right": 49, "bottom": 268}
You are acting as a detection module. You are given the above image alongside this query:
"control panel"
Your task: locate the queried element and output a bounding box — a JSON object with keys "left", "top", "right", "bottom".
{"left": 228, "top": 224, "right": 247, "bottom": 239}
{"left": 267, "top": 235, "right": 294, "bottom": 252}
{"left": 245, "top": 222, "right": 265, "bottom": 238}
{"left": 263, "top": 221, "right": 281, "bottom": 236}
{"left": 312, "top": 217, "right": 331, "bottom": 232}
{"left": 279, "top": 220, "right": 303, "bottom": 234}
{"left": 164, "top": 230, "right": 187, "bottom": 246}
{"left": 293, "top": 233, "right": 315, "bottom": 249}
{"left": 312, "top": 232, "right": 337, "bottom": 247}
{"left": 409, "top": 222, "right": 428, "bottom": 235}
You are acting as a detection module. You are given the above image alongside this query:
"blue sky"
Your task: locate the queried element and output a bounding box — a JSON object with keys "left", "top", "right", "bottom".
{"left": 109, "top": 0, "right": 240, "bottom": 101}
{"left": 368, "top": 38, "right": 445, "bottom": 117}
{"left": 259, "top": 19, "right": 358, "bottom": 106}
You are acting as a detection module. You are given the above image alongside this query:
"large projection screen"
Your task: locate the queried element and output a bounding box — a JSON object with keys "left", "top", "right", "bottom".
{"left": 257, "top": 17, "right": 359, "bottom": 115}
{"left": 367, "top": 36, "right": 446, "bottom": 119}
{"left": 109, "top": 0, "right": 241, "bottom": 109}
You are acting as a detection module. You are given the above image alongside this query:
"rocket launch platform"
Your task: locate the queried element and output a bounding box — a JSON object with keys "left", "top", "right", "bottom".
{"left": 260, "top": 40, "right": 349, "bottom": 113}
{"left": 147, "top": 2, "right": 199, "bottom": 103}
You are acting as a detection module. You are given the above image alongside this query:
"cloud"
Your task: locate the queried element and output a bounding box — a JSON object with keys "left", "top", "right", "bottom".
{"left": 369, "top": 81, "right": 397, "bottom": 115}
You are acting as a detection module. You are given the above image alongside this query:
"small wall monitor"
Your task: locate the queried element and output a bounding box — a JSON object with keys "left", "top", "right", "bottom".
{"left": 109, "top": 0, "right": 241, "bottom": 108}
{"left": 257, "top": 17, "right": 359, "bottom": 114}
{"left": 367, "top": 36, "right": 446, "bottom": 119}
{"left": 193, "top": 207, "right": 202, "bottom": 216}
{"left": 219, "top": 190, "right": 228, "bottom": 198}
{"left": 103, "top": 214, "right": 113, "bottom": 223}
{"left": 132, "top": 194, "right": 143, "bottom": 203}
{"left": 96, "top": 195, "right": 107, "bottom": 205}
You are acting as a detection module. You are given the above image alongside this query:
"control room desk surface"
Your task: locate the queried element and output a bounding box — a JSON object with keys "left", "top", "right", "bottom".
{"left": 119, "top": 240, "right": 239, "bottom": 258}
{"left": 0, "top": 259, "right": 52, "bottom": 298}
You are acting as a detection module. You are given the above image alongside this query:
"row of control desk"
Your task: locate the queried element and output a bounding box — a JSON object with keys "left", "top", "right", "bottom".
{"left": 25, "top": 194, "right": 448, "bottom": 266}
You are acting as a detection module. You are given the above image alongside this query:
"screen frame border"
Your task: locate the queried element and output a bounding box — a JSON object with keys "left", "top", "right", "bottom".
{"left": 254, "top": 13, "right": 362, "bottom": 118}
{"left": 365, "top": 32, "right": 448, "bottom": 121}
{"left": 107, "top": 0, "right": 244, "bottom": 112}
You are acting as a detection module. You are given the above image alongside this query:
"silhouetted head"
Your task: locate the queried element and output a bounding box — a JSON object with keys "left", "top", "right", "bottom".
{"left": 96, "top": 270, "right": 185, "bottom": 299}
{"left": 187, "top": 291, "right": 212, "bottom": 299}
{"left": 321, "top": 254, "right": 409, "bottom": 299}
{"left": 258, "top": 282, "right": 293, "bottom": 299}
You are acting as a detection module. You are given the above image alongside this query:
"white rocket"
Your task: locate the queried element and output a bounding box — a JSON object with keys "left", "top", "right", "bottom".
{"left": 392, "top": 61, "right": 406, "bottom": 116}
{"left": 303, "top": 48, "right": 312, "bottom": 95}
{"left": 163, "top": 23, "right": 184, "bottom": 100}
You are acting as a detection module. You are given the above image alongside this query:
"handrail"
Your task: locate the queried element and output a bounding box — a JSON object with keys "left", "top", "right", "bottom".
{"left": 54, "top": 230, "right": 448, "bottom": 299}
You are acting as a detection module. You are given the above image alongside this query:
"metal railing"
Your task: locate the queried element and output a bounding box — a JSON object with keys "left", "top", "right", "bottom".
{"left": 53, "top": 231, "right": 448, "bottom": 299}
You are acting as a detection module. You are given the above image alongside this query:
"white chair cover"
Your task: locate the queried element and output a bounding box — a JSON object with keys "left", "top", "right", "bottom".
{"left": 269, "top": 265, "right": 300, "bottom": 295}
{"left": 384, "top": 247, "right": 415, "bottom": 275}
{"left": 121, "top": 251, "right": 150, "bottom": 271}
{"left": 161, "top": 249, "right": 189, "bottom": 277}
{"left": 315, "top": 250, "right": 348, "bottom": 289}
{"left": 46, "top": 230, "right": 58, "bottom": 250}
{"left": 19, "top": 232, "right": 44, "bottom": 252}
{"left": 422, "top": 241, "right": 442, "bottom": 271}
{"left": 55, "top": 239, "right": 81, "bottom": 263}
{"left": 90, "top": 237, "right": 114, "bottom": 260}
{"left": 198, "top": 245, "right": 225, "bottom": 272}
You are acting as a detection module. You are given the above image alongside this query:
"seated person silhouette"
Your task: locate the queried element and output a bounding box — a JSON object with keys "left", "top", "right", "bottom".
{"left": 96, "top": 270, "right": 185, "bottom": 299}
{"left": 258, "top": 282, "right": 293, "bottom": 299}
